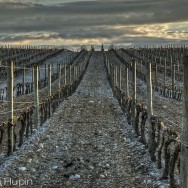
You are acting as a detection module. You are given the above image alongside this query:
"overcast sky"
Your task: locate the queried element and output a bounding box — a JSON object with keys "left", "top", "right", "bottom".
{"left": 0, "top": 0, "right": 188, "bottom": 48}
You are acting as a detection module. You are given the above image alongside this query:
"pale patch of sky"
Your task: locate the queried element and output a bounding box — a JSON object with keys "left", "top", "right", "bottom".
{"left": 0, "top": 0, "right": 94, "bottom": 6}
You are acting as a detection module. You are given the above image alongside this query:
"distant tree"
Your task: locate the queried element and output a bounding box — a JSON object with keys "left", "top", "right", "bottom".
{"left": 108, "top": 44, "right": 114, "bottom": 51}
{"left": 101, "top": 44, "right": 104, "bottom": 51}
{"left": 91, "top": 45, "right": 95, "bottom": 51}
{"left": 81, "top": 45, "right": 87, "bottom": 51}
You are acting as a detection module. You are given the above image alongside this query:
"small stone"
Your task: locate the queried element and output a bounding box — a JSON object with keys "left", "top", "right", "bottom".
{"left": 106, "top": 164, "right": 110, "bottom": 168}
{"left": 69, "top": 174, "right": 81, "bottom": 181}
{"left": 39, "top": 143, "right": 44, "bottom": 149}
{"left": 28, "top": 158, "right": 32, "bottom": 163}
{"left": 80, "top": 141, "right": 85, "bottom": 145}
{"left": 66, "top": 181, "right": 72, "bottom": 186}
{"left": 32, "top": 129, "right": 37, "bottom": 133}
{"left": 100, "top": 174, "right": 106, "bottom": 179}
{"left": 64, "top": 146, "right": 68, "bottom": 151}
{"left": 31, "top": 168, "right": 36, "bottom": 172}
{"left": 89, "top": 166, "right": 94, "bottom": 170}
{"left": 147, "top": 180, "right": 152, "bottom": 184}
{"left": 36, "top": 149, "right": 42, "bottom": 152}
{"left": 149, "top": 172, "right": 156, "bottom": 176}
{"left": 140, "top": 145, "right": 146, "bottom": 150}
{"left": 52, "top": 166, "right": 58, "bottom": 170}
{"left": 46, "top": 135, "right": 50, "bottom": 139}
{"left": 18, "top": 167, "right": 27, "bottom": 172}
{"left": 159, "top": 185, "right": 166, "bottom": 188}
{"left": 135, "top": 176, "right": 140, "bottom": 181}
{"left": 98, "top": 163, "right": 102, "bottom": 167}
{"left": 88, "top": 101, "right": 94, "bottom": 105}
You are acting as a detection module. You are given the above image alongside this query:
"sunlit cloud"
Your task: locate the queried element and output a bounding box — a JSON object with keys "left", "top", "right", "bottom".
{"left": 132, "top": 22, "right": 188, "bottom": 40}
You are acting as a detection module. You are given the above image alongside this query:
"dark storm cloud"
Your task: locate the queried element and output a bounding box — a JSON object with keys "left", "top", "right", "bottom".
{"left": 0, "top": 0, "right": 187, "bottom": 44}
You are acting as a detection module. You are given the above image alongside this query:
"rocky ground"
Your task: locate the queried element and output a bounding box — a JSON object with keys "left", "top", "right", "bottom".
{"left": 0, "top": 52, "right": 168, "bottom": 188}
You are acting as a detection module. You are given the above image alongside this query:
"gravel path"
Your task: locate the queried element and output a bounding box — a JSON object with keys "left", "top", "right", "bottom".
{"left": 0, "top": 52, "right": 166, "bottom": 188}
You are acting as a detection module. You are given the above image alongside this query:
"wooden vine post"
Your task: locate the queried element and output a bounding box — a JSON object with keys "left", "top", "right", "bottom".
{"left": 132, "top": 60, "right": 137, "bottom": 132}
{"left": 177, "top": 60, "right": 180, "bottom": 75}
{"left": 114, "top": 65, "right": 117, "bottom": 87}
{"left": 119, "top": 65, "right": 122, "bottom": 90}
{"left": 181, "top": 55, "right": 188, "bottom": 188}
{"left": 73, "top": 65, "right": 75, "bottom": 81}
{"left": 64, "top": 64, "right": 67, "bottom": 85}
{"left": 48, "top": 64, "right": 52, "bottom": 96}
{"left": 69, "top": 65, "right": 72, "bottom": 84}
{"left": 110, "top": 63, "right": 112, "bottom": 80}
{"left": 80, "top": 62, "right": 83, "bottom": 77}
{"left": 58, "top": 64, "right": 62, "bottom": 102}
{"left": 109, "top": 61, "right": 111, "bottom": 77}
{"left": 80, "top": 61, "right": 83, "bottom": 75}
{"left": 34, "top": 65, "right": 39, "bottom": 129}
{"left": 163, "top": 58, "right": 167, "bottom": 94}
{"left": 45, "top": 64, "right": 47, "bottom": 86}
{"left": 172, "top": 63, "right": 175, "bottom": 99}
{"left": 126, "top": 67, "right": 129, "bottom": 98}
{"left": 48, "top": 64, "right": 52, "bottom": 117}
{"left": 51, "top": 63, "right": 54, "bottom": 79}
{"left": 171, "top": 57, "right": 173, "bottom": 78}
{"left": 75, "top": 65, "right": 77, "bottom": 80}
{"left": 146, "top": 60, "right": 155, "bottom": 161}
{"left": 22, "top": 65, "right": 25, "bottom": 95}
{"left": 78, "top": 64, "right": 80, "bottom": 78}
{"left": 109, "top": 60, "right": 111, "bottom": 77}
{"left": 113, "top": 64, "right": 116, "bottom": 89}
{"left": 7, "top": 61, "right": 14, "bottom": 155}
{"left": 57, "top": 62, "right": 59, "bottom": 78}
{"left": 32, "top": 66, "right": 34, "bottom": 92}
{"left": 76, "top": 65, "right": 78, "bottom": 80}
{"left": 38, "top": 65, "right": 41, "bottom": 82}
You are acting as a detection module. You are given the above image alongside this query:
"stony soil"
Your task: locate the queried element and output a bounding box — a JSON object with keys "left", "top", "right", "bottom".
{"left": 0, "top": 52, "right": 167, "bottom": 188}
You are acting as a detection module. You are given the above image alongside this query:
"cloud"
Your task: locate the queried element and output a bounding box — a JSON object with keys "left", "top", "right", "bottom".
{"left": 0, "top": 0, "right": 188, "bottom": 45}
